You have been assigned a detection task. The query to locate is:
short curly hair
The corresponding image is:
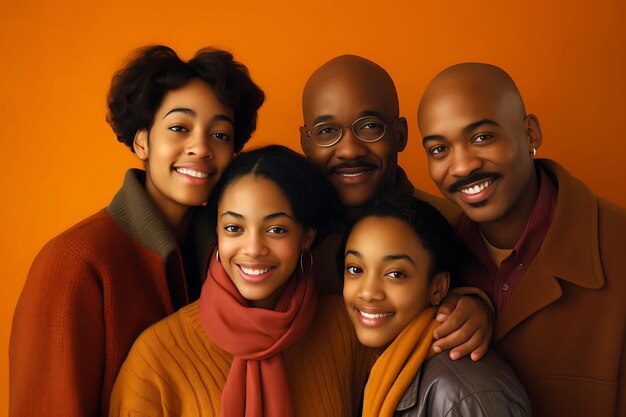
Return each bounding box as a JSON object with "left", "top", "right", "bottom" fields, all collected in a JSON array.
[
  {"left": 341, "top": 192, "right": 471, "bottom": 287},
  {"left": 106, "top": 45, "right": 265, "bottom": 153}
]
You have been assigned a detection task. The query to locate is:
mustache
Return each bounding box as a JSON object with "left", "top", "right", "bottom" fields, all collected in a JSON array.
[
  {"left": 448, "top": 172, "right": 501, "bottom": 193},
  {"left": 330, "top": 161, "right": 378, "bottom": 173}
]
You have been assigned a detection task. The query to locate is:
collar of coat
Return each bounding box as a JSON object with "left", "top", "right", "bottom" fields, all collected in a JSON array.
[{"left": 493, "top": 159, "right": 606, "bottom": 342}]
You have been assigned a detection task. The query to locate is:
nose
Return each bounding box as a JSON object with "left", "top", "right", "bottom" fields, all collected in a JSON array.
[
  {"left": 242, "top": 230, "right": 269, "bottom": 258},
  {"left": 449, "top": 147, "right": 482, "bottom": 178},
  {"left": 334, "top": 129, "right": 368, "bottom": 160},
  {"left": 186, "top": 130, "right": 214, "bottom": 159},
  {"left": 357, "top": 273, "right": 384, "bottom": 302}
]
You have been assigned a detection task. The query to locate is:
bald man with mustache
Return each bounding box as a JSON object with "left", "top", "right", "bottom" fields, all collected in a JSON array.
[
  {"left": 418, "top": 63, "right": 626, "bottom": 417},
  {"left": 300, "top": 55, "right": 495, "bottom": 362}
]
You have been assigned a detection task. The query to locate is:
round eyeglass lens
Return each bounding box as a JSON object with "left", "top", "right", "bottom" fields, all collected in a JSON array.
[{"left": 353, "top": 116, "right": 386, "bottom": 142}]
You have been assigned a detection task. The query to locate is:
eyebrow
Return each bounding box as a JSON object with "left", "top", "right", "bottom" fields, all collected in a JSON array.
[
  {"left": 345, "top": 250, "right": 415, "bottom": 265},
  {"left": 383, "top": 254, "right": 415, "bottom": 265},
  {"left": 311, "top": 110, "right": 387, "bottom": 126},
  {"left": 164, "top": 108, "right": 235, "bottom": 125},
  {"left": 220, "top": 211, "right": 295, "bottom": 222},
  {"left": 422, "top": 118, "right": 501, "bottom": 145}
]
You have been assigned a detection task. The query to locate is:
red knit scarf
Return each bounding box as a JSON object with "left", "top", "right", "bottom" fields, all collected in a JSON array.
[{"left": 198, "top": 250, "right": 317, "bottom": 417}]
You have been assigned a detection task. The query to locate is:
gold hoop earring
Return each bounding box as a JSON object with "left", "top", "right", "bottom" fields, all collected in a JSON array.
[
  {"left": 300, "top": 249, "right": 314, "bottom": 272},
  {"left": 530, "top": 147, "right": 537, "bottom": 158},
  {"left": 216, "top": 249, "right": 220, "bottom": 262}
]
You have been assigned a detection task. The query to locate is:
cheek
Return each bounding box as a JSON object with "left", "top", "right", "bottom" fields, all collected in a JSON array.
[
  {"left": 370, "top": 142, "right": 396, "bottom": 164},
  {"left": 342, "top": 279, "right": 358, "bottom": 304},
  {"left": 392, "top": 284, "right": 428, "bottom": 316},
  {"left": 274, "top": 240, "right": 302, "bottom": 268},
  {"left": 213, "top": 145, "right": 235, "bottom": 169},
  {"left": 216, "top": 235, "right": 239, "bottom": 265},
  {"left": 305, "top": 148, "right": 332, "bottom": 166},
  {"left": 427, "top": 160, "right": 447, "bottom": 186}
]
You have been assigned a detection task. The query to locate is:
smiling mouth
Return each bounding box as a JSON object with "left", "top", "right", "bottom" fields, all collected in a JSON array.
[
  {"left": 240, "top": 265, "right": 273, "bottom": 275},
  {"left": 175, "top": 167, "right": 210, "bottom": 178},
  {"left": 356, "top": 308, "right": 394, "bottom": 319},
  {"left": 458, "top": 179, "right": 494, "bottom": 195}
]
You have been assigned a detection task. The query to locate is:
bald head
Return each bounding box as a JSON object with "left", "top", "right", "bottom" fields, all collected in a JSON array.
[
  {"left": 419, "top": 63, "right": 526, "bottom": 124},
  {"left": 303, "top": 55, "right": 400, "bottom": 117},
  {"left": 300, "top": 55, "right": 408, "bottom": 211}
]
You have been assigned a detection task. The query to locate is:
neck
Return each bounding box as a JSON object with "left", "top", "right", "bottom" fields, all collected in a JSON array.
[
  {"left": 479, "top": 169, "right": 540, "bottom": 249},
  {"left": 145, "top": 179, "right": 192, "bottom": 242}
]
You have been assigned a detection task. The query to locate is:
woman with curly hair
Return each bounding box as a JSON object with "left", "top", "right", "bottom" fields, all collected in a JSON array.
[{"left": 10, "top": 45, "right": 264, "bottom": 417}]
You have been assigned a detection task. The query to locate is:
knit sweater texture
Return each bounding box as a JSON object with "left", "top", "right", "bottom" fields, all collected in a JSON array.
[
  {"left": 10, "top": 169, "right": 214, "bottom": 417},
  {"left": 109, "top": 295, "right": 372, "bottom": 417}
]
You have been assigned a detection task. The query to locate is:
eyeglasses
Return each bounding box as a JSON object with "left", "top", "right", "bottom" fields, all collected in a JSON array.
[{"left": 303, "top": 116, "right": 393, "bottom": 148}]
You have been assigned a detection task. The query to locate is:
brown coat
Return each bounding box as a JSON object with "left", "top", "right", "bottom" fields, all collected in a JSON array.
[{"left": 492, "top": 160, "right": 626, "bottom": 417}]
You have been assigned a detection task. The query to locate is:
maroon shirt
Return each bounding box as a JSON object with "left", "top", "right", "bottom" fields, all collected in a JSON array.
[{"left": 456, "top": 168, "right": 558, "bottom": 314}]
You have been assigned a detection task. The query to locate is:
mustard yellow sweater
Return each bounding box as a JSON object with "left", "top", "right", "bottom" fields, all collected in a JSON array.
[{"left": 109, "top": 295, "right": 371, "bottom": 417}]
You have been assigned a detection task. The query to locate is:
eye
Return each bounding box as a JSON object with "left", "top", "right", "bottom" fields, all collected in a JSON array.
[
  {"left": 473, "top": 134, "right": 493, "bottom": 143},
  {"left": 429, "top": 145, "right": 447, "bottom": 156},
  {"left": 267, "top": 226, "right": 286, "bottom": 234},
  {"left": 169, "top": 125, "right": 189, "bottom": 133},
  {"left": 385, "top": 271, "right": 406, "bottom": 279},
  {"left": 316, "top": 125, "right": 339, "bottom": 136},
  {"left": 211, "top": 132, "right": 231, "bottom": 141},
  {"left": 345, "top": 265, "right": 363, "bottom": 276},
  {"left": 361, "top": 121, "right": 384, "bottom": 130},
  {"left": 224, "top": 225, "right": 242, "bottom": 233}
]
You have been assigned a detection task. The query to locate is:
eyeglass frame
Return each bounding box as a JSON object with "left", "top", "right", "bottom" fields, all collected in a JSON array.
[{"left": 301, "top": 115, "right": 400, "bottom": 148}]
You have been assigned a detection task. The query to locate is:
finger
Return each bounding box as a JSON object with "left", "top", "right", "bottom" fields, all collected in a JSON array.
[
  {"left": 448, "top": 329, "right": 485, "bottom": 361},
  {"left": 436, "top": 294, "right": 460, "bottom": 319},
  {"left": 433, "top": 322, "right": 481, "bottom": 353},
  {"left": 433, "top": 308, "right": 467, "bottom": 340},
  {"left": 470, "top": 339, "right": 490, "bottom": 361}
]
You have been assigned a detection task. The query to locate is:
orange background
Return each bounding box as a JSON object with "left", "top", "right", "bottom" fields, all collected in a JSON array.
[{"left": 1, "top": 0, "right": 625, "bottom": 412}]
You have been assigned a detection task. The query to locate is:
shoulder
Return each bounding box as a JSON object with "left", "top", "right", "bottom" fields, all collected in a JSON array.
[
  {"left": 37, "top": 209, "right": 132, "bottom": 262},
  {"left": 413, "top": 351, "right": 531, "bottom": 416},
  {"left": 131, "top": 301, "right": 208, "bottom": 353}
]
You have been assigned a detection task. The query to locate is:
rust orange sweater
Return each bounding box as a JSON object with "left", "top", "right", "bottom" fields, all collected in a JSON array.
[
  {"left": 109, "top": 295, "right": 372, "bottom": 417},
  {"left": 10, "top": 169, "right": 214, "bottom": 417}
]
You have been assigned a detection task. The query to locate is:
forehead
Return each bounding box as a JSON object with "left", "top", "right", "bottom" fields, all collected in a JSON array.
[
  {"left": 347, "top": 216, "right": 427, "bottom": 258},
  {"left": 158, "top": 78, "right": 235, "bottom": 118},
  {"left": 419, "top": 84, "right": 521, "bottom": 135},
  {"left": 219, "top": 175, "right": 292, "bottom": 215},
  {"left": 303, "top": 73, "right": 396, "bottom": 125}
]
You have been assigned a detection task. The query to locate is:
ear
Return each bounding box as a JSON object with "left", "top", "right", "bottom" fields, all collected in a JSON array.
[
  {"left": 299, "top": 126, "right": 311, "bottom": 156},
  {"left": 302, "top": 227, "right": 316, "bottom": 250},
  {"left": 525, "top": 114, "right": 543, "bottom": 151},
  {"left": 395, "top": 117, "right": 408, "bottom": 152},
  {"left": 429, "top": 271, "right": 450, "bottom": 306},
  {"left": 133, "top": 129, "right": 150, "bottom": 161}
]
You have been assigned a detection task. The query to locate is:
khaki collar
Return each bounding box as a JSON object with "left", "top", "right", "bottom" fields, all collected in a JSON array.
[{"left": 105, "top": 169, "right": 214, "bottom": 262}]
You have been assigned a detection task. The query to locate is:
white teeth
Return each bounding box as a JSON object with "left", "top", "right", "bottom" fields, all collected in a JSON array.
[
  {"left": 240, "top": 266, "right": 272, "bottom": 275},
  {"left": 176, "top": 168, "right": 209, "bottom": 178},
  {"left": 358, "top": 310, "right": 394, "bottom": 319},
  {"left": 460, "top": 180, "right": 492, "bottom": 195},
  {"left": 338, "top": 172, "right": 366, "bottom": 177}
]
